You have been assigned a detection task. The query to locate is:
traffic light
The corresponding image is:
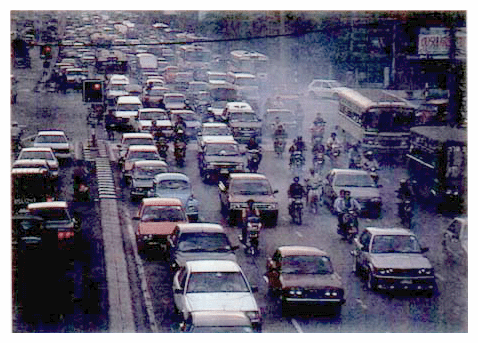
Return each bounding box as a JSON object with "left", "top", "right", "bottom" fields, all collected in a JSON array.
[
  {"left": 83, "top": 80, "right": 104, "bottom": 103},
  {"left": 40, "top": 44, "right": 52, "bottom": 59}
]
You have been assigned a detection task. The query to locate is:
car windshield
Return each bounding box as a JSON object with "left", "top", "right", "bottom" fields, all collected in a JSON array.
[
  {"left": 117, "top": 103, "right": 141, "bottom": 111},
  {"left": 175, "top": 112, "right": 196, "bottom": 121},
  {"left": 133, "top": 166, "right": 167, "bottom": 179},
  {"left": 127, "top": 151, "right": 159, "bottom": 161},
  {"left": 165, "top": 95, "right": 185, "bottom": 103},
  {"left": 147, "top": 88, "right": 167, "bottom": 96},
  {"left": 141, "top": 206, "right": 186, "bottom": 222},
  {"left": 124, "top": 138, "right": 154, "bottom": 146},
  {"left": 19, "top": 151, "right": 55, "bottom": 161},
  {"left": 371, "top": 235, "right": 422, "bottom": 254},
  {"left": 139, "top": 111, "right": 169, "bottom": 121},
  {"left": 334, "top": 173, "right": 376, "bottom": 187},
  {"left": 109, "top": 84, "right": 127, "bottom": 91},
  {"left": 202, "top": 127, "right": 231, "bottom": 136},
  {"left": 156, "top": 179, "right": 189, "bottom": 191},
  {"left": 229, "top": 112, "right": 258, "bottom": 122},
  {"left": 205, "top": 144, "right": 239, "bottom": 156},
  {"left": 35, "top": 135, "right": 67, "bottom": 144},
  {"left": 192, "top": 326, "right": 253, "bottom": 333},
  {"left": 282, "top": 255, "right": 334, "bottom": 275},
  {"left": 177, "top": 232, "right": 232, "bottom": 252},
  {"left": 30, "top": 208, "right": 70, "bottom": 221},
  {"left": 231, "top": 179, "right": 272, "bottom": 196},
  {"left": 186, "top": 271, "right": 249, "bottom": 293}
]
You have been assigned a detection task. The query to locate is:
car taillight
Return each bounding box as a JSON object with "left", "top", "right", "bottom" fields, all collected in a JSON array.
[{"left": 58, "top": 231, "right": 74, "bottom": 240}]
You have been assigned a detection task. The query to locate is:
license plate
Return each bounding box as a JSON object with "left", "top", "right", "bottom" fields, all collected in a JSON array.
[{"left": 401, "top": 280, "right": 413, "bottom": 285}]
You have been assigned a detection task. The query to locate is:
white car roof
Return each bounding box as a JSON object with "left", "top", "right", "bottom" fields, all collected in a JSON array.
[
  {"left": 186, "top": 260, "right": 242, "bottom": 273},
  {"left": 37, "top": 130, "right": 66, "bottom": 136}
]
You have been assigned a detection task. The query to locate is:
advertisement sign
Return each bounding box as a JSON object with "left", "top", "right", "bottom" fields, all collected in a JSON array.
[{"left": 418, "top": 27, "right": 466, "bottom": 59}]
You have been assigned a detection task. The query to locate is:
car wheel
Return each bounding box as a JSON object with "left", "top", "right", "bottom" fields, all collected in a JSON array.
[{"left": 366, "top": 269, "right": 377, "bottom": 291}]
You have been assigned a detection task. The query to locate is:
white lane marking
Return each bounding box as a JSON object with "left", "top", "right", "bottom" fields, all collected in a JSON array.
[
  {"left": 356, "top": 298, "right": 368, "bottom": 310},
  {"left": 296, "top": 231, "right": 303, "bottom": 237},
  {"left": 291, "top": 318, "right": 304, "bottom": 333},
  {"left": 435, "top": 273, "right": 446, "bottom": 282}
]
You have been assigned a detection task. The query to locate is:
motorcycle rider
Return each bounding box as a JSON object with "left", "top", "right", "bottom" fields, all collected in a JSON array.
[
  {"left": 241, "top": 199, "right": 261, "bottom": 244},
  {"left": 73, "top": 160, "right": 89, "bottom": 201},
  {"left": 362, "top": 150, "right": 379, "bottom": 171},
  {"left": 334, "top": 190, "right": 361, "bottom": 233},
  {"left": 295, "top": 136, "right": 306, "bottom": 153},
  {"left": 288, "top": 176, "right": 306, "bottom": 215},
  {"left": 348, "top": 143, "right": 362, "bottom": 169},
  {"left": 174, "top": 116, "right": 187, "bottom": 137},
  {"left": 246, "top": 136, "right": 262, "bottom": 166},
  {"left": 305, "top": 168, "right": 323, "bottom": 206},
  {"left": 326, "top": 132, "right": 341, "bottom": 154}
]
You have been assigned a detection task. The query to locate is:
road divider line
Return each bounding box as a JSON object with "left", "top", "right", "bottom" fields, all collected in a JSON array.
[
  {"left": 123, "top": 205, "right": 159, "bottom": 333},
  {"left": 291, "top": 318, "right": 304, "bottom": 333}
]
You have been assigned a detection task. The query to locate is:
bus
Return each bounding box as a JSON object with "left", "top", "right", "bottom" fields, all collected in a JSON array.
[
  {"left": 177, "top": 44, "right": 212, "bottom": 71},
  {"left": 228, "top": 50, "right": 269, "bottom": 82},
  {"left": 337, "top": 88, "right": 416, "bottom": 158},
  {"left": 96, "top": 49, "right": 128, "bottom": 74},
  {"left": 406, "top": 125, "right": 466, "bottom": 212}
]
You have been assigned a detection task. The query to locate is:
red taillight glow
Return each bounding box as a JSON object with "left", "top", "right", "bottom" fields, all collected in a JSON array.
[{"left": 58, "top": 231, "right": 74, "bottom": 240}]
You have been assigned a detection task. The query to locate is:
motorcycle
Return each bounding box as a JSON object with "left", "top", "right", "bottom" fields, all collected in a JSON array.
[
  {"left": 290, "top": 150, "right": 305, "bottom": 172},
  {"left": 398, "top": 199, "right": 413, "bottom": 229},
  {"left": 273, "top": 137, "right": 285, "bottom": 158},
  {"left": 157, "top": 138, "right": 169, "bottom": 160},
  {"left": 289, "top": 196, "right": 304, "bottom": 225},
  {"left": 337, "top": 209, "right": 358, "bottom": 243},
  {"left": 313, "top": 152, "right": 325, "bottom": 174},
  {"left": 307, "top": 185, "right": 322, "bottom": 214},
  {"left": 247, "top": 149, "right": 261, "bottom": 173},
  {"left": 174, "top": 141, "right": 186, "bottom": 167},
  {"left": 241, "top": 215, "right": 262, "bottom": 256},
  {"left": 310, "top": 123, "right": 325, "bottom": 147}
]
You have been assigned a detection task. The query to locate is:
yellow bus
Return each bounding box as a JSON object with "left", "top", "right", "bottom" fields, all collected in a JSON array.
[{"left": 337, "top": 88, "right": 416, "bottom": 157}]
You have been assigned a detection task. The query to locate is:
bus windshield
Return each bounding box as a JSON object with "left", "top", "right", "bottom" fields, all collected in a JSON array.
[{"left": 364, "top": 107, "right": 414, "bottom": 132}]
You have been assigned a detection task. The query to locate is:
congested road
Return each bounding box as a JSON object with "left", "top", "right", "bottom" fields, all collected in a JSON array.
[{"left": 11, "top": 11, "right": 467, "bottom": 333}]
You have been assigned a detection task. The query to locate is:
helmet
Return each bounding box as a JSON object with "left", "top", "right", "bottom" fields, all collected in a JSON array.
[
  {"left": 247, "top": 199, "right": 254, "bottom": 206},
  {"left": 400, "top": 179, "right": 407, "bottom": 185},
  {"left": 331, "top": 132, "right": 337, "bottom": 137},
  {"left": 366, "top": 150, "right": 373, "bottom": 156},
  {"left": 310, "top": 168, "right": 315, "bottom": 174},
  {"left": 293, "top": 176, "right": 299, "bottom": 183}
]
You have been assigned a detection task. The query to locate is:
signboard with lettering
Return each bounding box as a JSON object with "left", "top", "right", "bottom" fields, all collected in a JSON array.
[{"left": 418, "top": 27, "right": 466, "bottom": 59}]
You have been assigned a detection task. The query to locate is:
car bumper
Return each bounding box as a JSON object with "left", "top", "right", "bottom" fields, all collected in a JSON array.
[
  {"left": 374, "top": 275, "right": 436, "bottom": 291},
  {"left": 283, "top": 297, "right": 345, "bottom": 306},
  {"left": 130, "top": 187, "right": 150, "bottom": 198}
]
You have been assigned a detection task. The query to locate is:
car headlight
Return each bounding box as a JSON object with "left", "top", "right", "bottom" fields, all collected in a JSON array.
[
  {"left": 418, "top": 268, "right": 434, "bottom": 275},
  {"left": 378, "top": 268, "right": 394, "bottom": 275},
  {"left": 237, "top": 163, "right": 244, "bottom": 170},
  {"left": 230, "top": 203, "right": 243, "bottom": 210},
  {"left": 268, "top": 203, "right": 278, "bottom": 210},
  {"left": 245, "top": 311, "right": 261, "bottom": 322},
  {"left": 288, "top": 288, "right": 303, "bottom": 296}
]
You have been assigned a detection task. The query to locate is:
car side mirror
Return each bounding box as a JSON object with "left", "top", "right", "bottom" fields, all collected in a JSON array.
[
  {"left": 251, "top": 285, "right": 259, "bottom": 293},
  {"left": 377, "top": 184, "right": 383, "bottom": 188},
  {"left": 421, "top": 247, "right": 429, "bottom": 253},
  {"left": 133, "top": 216, "right": 140, "bottom": 220},
  {"left": 273, "top": 190, "right": 279, "bottom": 194},
  {"left": 174, "top": 288, "right": 183, "bottom": 294},
  {"left": 231, "top": 245, "right": 239, "bottom": 251}
]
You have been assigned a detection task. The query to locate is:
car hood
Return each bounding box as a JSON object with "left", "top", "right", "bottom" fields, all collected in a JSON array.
[
  {"left": 138, "top": 221, "right": 179, "bottom": 235},
  {"left": 132, "top": 178, "right": 154, "bottom": 188},
  {"left": 139, "top": 119, "right": 172, "bottom": 128},
  {"left": 115, "top": 110, "right": 138, "bottom": 119},
  {"left": 280, "top": 273, "right": 343, "bottom": 289},
  {"left": 204, "top": 155, "right": 243, "bottom": 164},
  {"left": 333, "top": 186, "right": 380, "bottom": 200},
  {"left": 174, "top": 250, "right": 237, "bottom": 267},
  {"left": 229, "top": 122, "right": 262, "bottom": 129},
  {"left": 230, "top": 194, "right": 276, "bottom": 204},
  {"left": 185, "top": 293, "right": 258, "bottom": 312},
  {"left": 370, "top": 253, "right": 432, "bottom": 269}
]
